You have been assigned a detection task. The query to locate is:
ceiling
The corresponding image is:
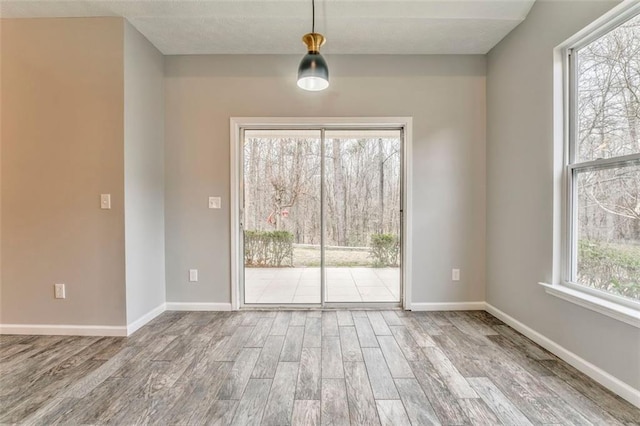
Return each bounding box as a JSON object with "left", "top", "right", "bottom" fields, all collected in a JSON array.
[{"left": 0, "top": 0, "right": 536, "bottom": 55}]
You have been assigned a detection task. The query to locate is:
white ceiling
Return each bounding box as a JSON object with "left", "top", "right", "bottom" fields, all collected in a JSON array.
[{"left": 0, "top": 0, "right": 536, "bottom": 55}]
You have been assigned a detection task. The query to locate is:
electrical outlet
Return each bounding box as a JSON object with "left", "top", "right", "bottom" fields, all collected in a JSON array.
[
  {"left": 189, "top": 269, "right": 198, "bottom": 282},
  {"left": 452, "top": 269, "right": 460, "bottom": 281},
  {"left": 54, "top": 283, "right": 66, "bottom": 299}
]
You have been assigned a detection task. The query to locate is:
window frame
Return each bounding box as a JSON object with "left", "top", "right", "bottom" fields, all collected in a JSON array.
[{"left": 562, "top": 7, "right": 640, "bottom": 311}]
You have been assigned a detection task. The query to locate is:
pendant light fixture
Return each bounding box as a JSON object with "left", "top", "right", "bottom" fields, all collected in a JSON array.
[{"left": 297, "top": 0, "right": 329, "bottom": 91}]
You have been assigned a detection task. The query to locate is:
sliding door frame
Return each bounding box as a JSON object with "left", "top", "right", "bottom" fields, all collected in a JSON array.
[{"left": 230, "top": 117, "right": 413, "bottom": 310}]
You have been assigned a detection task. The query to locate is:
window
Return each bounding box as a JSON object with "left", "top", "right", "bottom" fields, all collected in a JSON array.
[{"left": 566, "top": 11, "right": 640, "bottom": 304}]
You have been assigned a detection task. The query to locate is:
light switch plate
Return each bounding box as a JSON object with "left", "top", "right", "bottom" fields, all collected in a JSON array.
[
  {"left": 189, "top": 269, "right": 198, "bottom": 282},
  {"left": 100, "top": 194, "right": 111, "bottom": 209},
  {"left": 209, "top": 196, "right": 221, "bottom": 209}
]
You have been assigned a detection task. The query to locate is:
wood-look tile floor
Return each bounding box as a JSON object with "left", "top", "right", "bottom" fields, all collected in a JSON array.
[{"left": 1, "top": 310, "right": 638, "bottom": 425}]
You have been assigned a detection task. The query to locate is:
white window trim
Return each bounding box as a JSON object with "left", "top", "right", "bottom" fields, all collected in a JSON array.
[
  {"left": 539, "top": 283, "right": 640, "bottom": 328},
  {"left": 545, "top": 0, "right": 640, "bottom": 328}
]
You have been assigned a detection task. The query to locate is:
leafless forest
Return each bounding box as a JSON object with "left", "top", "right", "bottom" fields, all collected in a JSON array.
[
  {"left": 243, "top": 132, "right": 401, "bottom": 267},
  {"left": 575, "top": 13, "right": 639, "bottom": 299}
]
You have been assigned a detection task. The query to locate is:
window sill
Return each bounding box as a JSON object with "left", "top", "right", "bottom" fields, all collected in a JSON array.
[{"left": 539, "top": 282, "right": 640, "bottom": 328}]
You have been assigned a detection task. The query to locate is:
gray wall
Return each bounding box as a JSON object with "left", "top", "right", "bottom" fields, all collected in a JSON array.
[
  {"left": 1, "top": 18, "right": 127, "bottom": 326},
  {"left": 164, "top": 55, "right": 487, "bottom": 305},
  {"left": 0, "top": 21, "right": 4, "bottom": 312},
  {"left": 124, "top": 22, "right": 166, "bottom": 324},
  {"left": 486, "top": 0, "right": 640, "bottom": 389}
]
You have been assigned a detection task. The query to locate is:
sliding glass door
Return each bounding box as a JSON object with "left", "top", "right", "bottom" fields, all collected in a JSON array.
[
  {"left": 242, "top": 130, "right": 322, "bottom": 304},
  {"left": 241, "top": 128, "right": 402, "bottom": 306},
  {"left": 324, "top": 130, "right": 402, "bottom": 302}
]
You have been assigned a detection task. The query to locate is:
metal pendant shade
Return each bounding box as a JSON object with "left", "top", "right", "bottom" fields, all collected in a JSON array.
[
  {"left": 297, "top": 53, "right": 329, "bottom": 91},
  {"left": 297, "top": 0, "right": 329, "bottom": 91}
]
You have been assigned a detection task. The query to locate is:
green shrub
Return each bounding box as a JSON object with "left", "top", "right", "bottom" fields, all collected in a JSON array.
[
  {"left": 244, "top": 230, "right": 268, "bottom": 266},
  {"left": 578, "top": 239, "right": 640, "bottom": 300},
  {"left": 369, "top": 233, "right": 400, "bottom": 267},
  {"left": 269, "top": 231, "right": 295, "bottom": 267},
  {"left": 244, "top": 230, "right": 293, "bottom": 267}
]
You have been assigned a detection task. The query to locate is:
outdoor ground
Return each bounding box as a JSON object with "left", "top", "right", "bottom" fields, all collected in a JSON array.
[
  {"left": 292, "top": 246, "right": 375, "bottom": 267},
  {"left": 244, "top": 267, "right": 400, "bottom": 304}
]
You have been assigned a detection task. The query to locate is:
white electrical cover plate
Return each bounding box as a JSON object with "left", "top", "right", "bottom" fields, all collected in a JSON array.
[
  {"left": 54, "top": 283, "right": 66, "bottom": 299},
  {"left": 100, "top": 194, "right": 111, "bottom": 209},
  {"left": 209, "top": 196, "right": 221, "bottom": 209}
]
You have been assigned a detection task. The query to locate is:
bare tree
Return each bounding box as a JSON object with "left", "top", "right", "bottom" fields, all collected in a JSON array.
[
  {"left": 574, "top": 13, "right": 639, "bottom": 299},
  {"left": 244, "top": 135, "right": 401, "bottom": 248}
]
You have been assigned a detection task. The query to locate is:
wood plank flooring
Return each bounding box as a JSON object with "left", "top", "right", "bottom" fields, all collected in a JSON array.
[{"left": 1, "top": 310, "right": 638, "bottom": 425}]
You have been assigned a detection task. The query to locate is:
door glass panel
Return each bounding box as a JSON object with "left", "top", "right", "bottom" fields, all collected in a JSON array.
[
  {"left": 243, "top": 130, "right": 322, "bottom": 304},
  {"left": 324, "top": 130, "right": 402, "bottom": 302}
]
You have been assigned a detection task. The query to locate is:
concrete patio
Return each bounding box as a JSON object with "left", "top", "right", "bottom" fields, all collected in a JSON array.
[{"left": 244, "top": 267, "right": 400, "bottom": 304}]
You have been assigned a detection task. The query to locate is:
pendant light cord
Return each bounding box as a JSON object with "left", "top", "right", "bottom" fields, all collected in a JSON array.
[{"left": 312, "top": 0, "right": 315, "bottom": 33}]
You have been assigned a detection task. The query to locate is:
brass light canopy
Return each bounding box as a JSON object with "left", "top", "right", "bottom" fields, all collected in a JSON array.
[
  {"left": 302, "top": 32, "right": 325, "bottom": 53},
  {"left": 297, "top": 0, "right": 329, "bottom": 91}
]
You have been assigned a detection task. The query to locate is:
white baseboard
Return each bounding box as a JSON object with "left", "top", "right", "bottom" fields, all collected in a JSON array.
[
  {"left": 126, "top": 303, "right": 166, "bottom": 336},
  {"left": 411, "top": 302, "right": 486, "bottom": 311},
  {"left": 166, "top": 302, "right": 232, "bottom": 311},
  {"left": 0, "top": 324, "right": 127, "bottom": 337},
  {"left": 485, "top": 303, "right": 640, "bottom": 409}
]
